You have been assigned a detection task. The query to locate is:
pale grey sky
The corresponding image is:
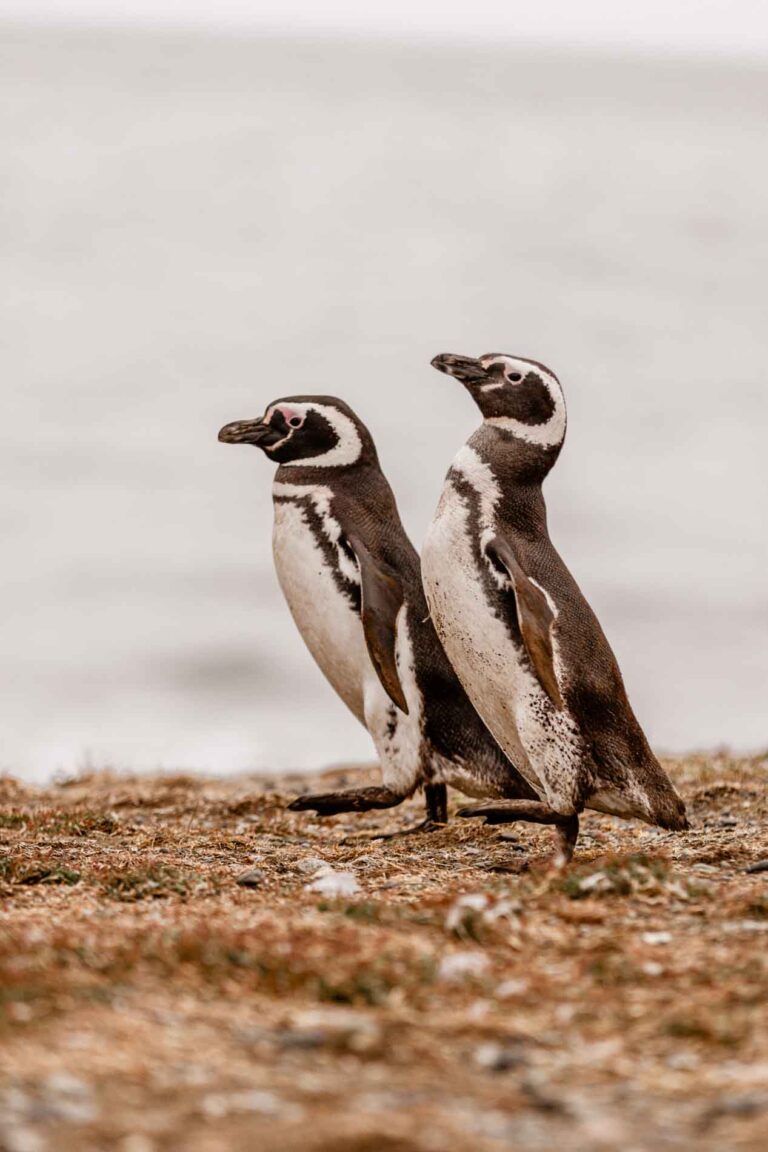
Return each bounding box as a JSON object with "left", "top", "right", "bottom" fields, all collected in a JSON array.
[{"left": 2, "top": 0, "right": 768, "bottom": 56}]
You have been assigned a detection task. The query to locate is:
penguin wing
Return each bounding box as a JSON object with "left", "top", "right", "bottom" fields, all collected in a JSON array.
[
  {"left": 347, "top": 533, "right": 409, "bottom": 715},
  {"left": 484, "top": 535, "right": 565, "bottom": 710}
]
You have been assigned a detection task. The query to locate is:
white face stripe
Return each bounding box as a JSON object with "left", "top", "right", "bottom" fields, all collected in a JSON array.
[
  {"left": 268, "top": 402, "right": 363, "bottom": 468},
  {"left": 480, "top": 356, "right": 567, "bottom": 449}
]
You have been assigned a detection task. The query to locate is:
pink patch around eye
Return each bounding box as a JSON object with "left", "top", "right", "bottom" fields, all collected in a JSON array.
[{"left": 276, "top": 405, "right": 302, "bottom": 426}]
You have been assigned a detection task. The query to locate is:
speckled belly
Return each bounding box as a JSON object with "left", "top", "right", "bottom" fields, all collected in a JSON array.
[{"left": 422, "top": 486, "right": 583, "bottom": 811}]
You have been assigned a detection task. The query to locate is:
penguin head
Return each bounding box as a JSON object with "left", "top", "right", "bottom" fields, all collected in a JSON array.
[
  {"left": 218, "top": 395, "right": 376, "bottom": 469},
  {"left": 431, "top": 352, "right": 567, "bottom": 452}
]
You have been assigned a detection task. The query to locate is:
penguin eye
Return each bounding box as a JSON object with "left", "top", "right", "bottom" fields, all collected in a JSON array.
[
  {"left": 506, "top": 372, "right": 522, "bottom": 383},
  {"left": 288, "top": 416, "right": 303, "bottom": 428}
]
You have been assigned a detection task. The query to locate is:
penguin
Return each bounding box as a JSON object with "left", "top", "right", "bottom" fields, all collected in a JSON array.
[
  {"left": 422, "top": 353, "right": 688, "bottom": 864},
  {"left": 218, "top": 394, "right": 536, "bottom": 830}
]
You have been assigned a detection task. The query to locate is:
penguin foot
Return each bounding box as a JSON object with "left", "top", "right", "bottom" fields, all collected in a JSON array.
[
  {"left": 424, "top": 782, "right": 448, "bottom": 825},
  {"left": 551, "top": 814, "right": 579, "bottom": 868},
  {"left": 458, "top": 801, "right": 579, "bottom": 867},
  {"left": 288, "top": 786, "right": 405, "bottom": 816},
  {"left": 457, "top": 799, "right": 565, "bottom": 826},
  {"left": 366, "top": 782, "right": 449, "bottom": 838}
]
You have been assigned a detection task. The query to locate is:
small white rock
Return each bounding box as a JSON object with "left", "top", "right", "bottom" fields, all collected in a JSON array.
[
  {"left": 667, "top": 1051, "right": 701, "bottom": 1071},
  {"left": 642, "top": 931, "right": 672, "bottom": 946},
  {"left": 2, "top": 1129, "right": 46, "bottom": 1152},
  {"left": 445, "top": 893, "right": 488, "bottom": 932},
  {"left": 496, "top": 978, "right": 528, "bottom": 999},
  {"left": 577, "top": 871, "right": 610, "bottom": 893},
  {"left": 305, "top": 869, "right": 359, "bottom": 897},
  {"left": 44, "top": 1072, "right": 90, "bottom": 1097},
  {"left": 202, "top": 1090, "right": 300, "bottom": 1119},
  {"left": 295, "top": 857, "right": 328, "bottom": 875},
  {"left": 289, "top": 1008, "right": 382, "bottom": 1053},
  {"left": 463, "top": 999, "right": 489, "bottom": 1022},
  {"left": 437, "top": 951, "right": 490, "bottom": 982}
]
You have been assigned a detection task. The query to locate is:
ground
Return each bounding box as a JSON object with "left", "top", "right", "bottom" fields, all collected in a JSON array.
[{"left": 1, "top": 755, "right": 767, "bottom": 1152}]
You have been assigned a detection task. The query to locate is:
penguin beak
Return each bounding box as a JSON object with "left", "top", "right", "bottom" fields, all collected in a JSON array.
[
  {"left": 430, "top": 353, "right": 488, "bottom": 385},
  {"left": 218, "top": 419, "right": 283, "bottom": 448}
]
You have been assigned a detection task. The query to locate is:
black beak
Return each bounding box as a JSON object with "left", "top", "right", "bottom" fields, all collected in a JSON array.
[
  {"left": 430, "top": 353, "right": 488, "bottom": 384},
  {"left": 218, "top": 419, "right": 282, "bottom": 447}
]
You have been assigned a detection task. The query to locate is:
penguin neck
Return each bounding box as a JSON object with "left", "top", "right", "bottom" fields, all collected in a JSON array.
[
  {"left": 471, "top": 423, "right": 560, "bottom": 486},
  {"left": 273, "top": 458, "right": 401, "bottom": 524},
  {"left": 274, "top": 458, "right": 374, "bottom": 489},
  {"left": 273, "top": 459, "right": 420, "bottom": 576},
  {"left": 463, "top": 425, "right": 554, "bottom": 537}
]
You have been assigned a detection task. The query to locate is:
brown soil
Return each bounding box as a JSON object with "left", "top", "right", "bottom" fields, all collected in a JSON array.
[{"left": 1, "top": 754, "right": 767, "bottom": 1151}]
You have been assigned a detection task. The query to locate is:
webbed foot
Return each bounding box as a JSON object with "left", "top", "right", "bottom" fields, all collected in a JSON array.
[
  {"left": 458, "top": 800, "right": 579, "bottom": 866},
  {"left": 288, "top": 786, "right": 405, "bottom": 816}
]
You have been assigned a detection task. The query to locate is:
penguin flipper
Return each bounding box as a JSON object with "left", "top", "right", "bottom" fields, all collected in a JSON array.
[
  {"left": 347, "top": 534, "right": 409, "bottom": 714},
  {"left": 485, "top": 535, "right": 564, "bottom": 710}
]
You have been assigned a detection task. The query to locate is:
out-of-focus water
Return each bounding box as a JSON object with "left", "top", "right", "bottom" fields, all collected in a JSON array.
[{"left": 1, "top": 26, "right": 766, "bottom": 781}]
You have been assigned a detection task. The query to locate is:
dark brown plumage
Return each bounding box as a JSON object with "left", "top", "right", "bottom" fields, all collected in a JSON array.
[
  {"left": 219, "top": 394, "right": 536, "bottom": 830},
  {"left": 423, "top": 354, "right": 688, "bottom": 863}
]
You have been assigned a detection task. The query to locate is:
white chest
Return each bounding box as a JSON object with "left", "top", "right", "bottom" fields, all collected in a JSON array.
[
  {"left": 423, "top": 474, "right": 583, "bottom": 809},
  {"left": 272, "top": 491, "right": 369, "bottom": 724},
  {"left": 271, "top": 484, "right": 427, "bottom": 793}
]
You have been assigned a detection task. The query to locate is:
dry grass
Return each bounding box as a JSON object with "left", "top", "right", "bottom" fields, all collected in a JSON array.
[{"left": 0, "top": 754, "right": 767, "bottom": 1151}]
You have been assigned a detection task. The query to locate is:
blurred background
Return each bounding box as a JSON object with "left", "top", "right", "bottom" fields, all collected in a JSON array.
[{"left": 1, "top": 2, "right": 766, "bottom": 782}]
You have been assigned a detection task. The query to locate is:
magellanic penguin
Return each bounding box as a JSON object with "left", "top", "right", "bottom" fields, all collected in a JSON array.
[
  {"left": 422, "top": 353, "right": 688, "bottom": 864},
  {"left": 218, "top": 395, "right": 536, "bottom": 829}
]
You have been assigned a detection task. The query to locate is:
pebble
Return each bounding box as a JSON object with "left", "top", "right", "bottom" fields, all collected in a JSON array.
[
  {"left": 667, "top": 1051, "right": 700, "bottom": 1070},
  {"left": 39, "top": 1072, "right": 97, "bottom": 1124},
  {"left": 437, "top": 951, "right": 490, "bottom": 982},
  {"left": 445, "top": 893, "right": 521, "bottom": 937},
  {"left": 496, "top": 978, "right": 528, "bottom": 999},
  {"left": 445, "top": 893, "right": 488, "bottom": 933},
  {"left": 746, "top": 859, "right": 768, "bottom": 874},
  {"left": 641, "top": 931, "right": 672, "bottom": 946},
  {"left": 44, "top": 1072, "right": 87, "bottom": 1097},
  {"left": 286, "top": 1008, "right": 383, "bottom": 1054},
  {"left": 201, "top": 1090, "right": 302, "bottom": 1120},
  {"left": 7, "top": 1004, "right": 33, "bottom": 1023},
  {"left": 295, "top": 857, "right": 328, "bottom": 875},
  {"left": 1, "top": 1129, "right": 46, "bottom": 1152},
  {"left": 474, "top": 1042, "right": 526, "bottom": 1071},
  {"left": 706, "top": 1092, "right": 768, "bottom": 1118},
  {"left": 235, "top": 869, "right": 266, "bottom": 889},
  {"left": 576, "top": 871, "right": 611, "bottom": 894},
  {"left": 305, "top": 869, "right": 359, "bottom": 897}
]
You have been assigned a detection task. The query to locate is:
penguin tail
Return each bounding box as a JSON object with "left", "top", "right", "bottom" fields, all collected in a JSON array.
[
  {"left": 592, "top": 738, "right": 689, "bottom": 833},
  {"left": 634, "top": 755, "right": 689, "bottom": 832},
  {"left": 653, "top": 795, "right": 690, "bottom": 832}
]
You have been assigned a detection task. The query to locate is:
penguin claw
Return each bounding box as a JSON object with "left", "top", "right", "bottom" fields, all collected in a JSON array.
[
  {"left": 456, "top": 803, "right": 542, "bottom": 827},
  {"left": 457, "top": 805, "right": 492, "bottom": 821},
  {"left": 287, "top": 794, "right": 337, "bottom": 815}
]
